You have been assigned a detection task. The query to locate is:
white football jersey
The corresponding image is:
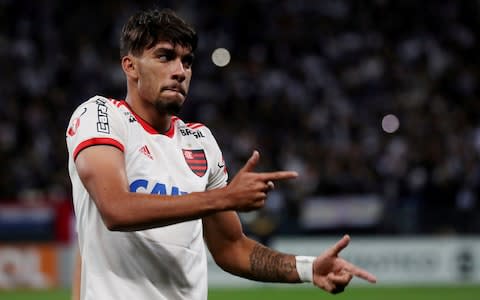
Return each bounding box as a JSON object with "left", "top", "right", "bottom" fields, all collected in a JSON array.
[{"left": 66, "top": 96, "right": 228, "bottom": 300}]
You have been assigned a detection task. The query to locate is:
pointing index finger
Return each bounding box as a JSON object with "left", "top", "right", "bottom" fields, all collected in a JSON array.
[
  {"left": 257, "top": 171, "right": 298, "bottom": 181},
  {"left": 343, "top": 263, "right": 377, "bottom": 283}
]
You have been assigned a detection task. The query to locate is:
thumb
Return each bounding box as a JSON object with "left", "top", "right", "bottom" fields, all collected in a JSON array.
[
  {"left": 328, "top": 234, "right": 351, "bottom": 256},
  {"left": 241, "top": 150, "right": 260, "bottom": 173}
]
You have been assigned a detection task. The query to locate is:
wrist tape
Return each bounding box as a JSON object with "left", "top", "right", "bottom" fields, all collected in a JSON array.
[{"left": 295, "top": 256, "right": 315, "bottom": 282}]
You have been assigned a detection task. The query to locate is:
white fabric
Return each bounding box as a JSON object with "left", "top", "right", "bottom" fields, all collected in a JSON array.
[
  {"left": 295, "top": 256, "right": 316, "bottom": 282},
  {"left": 66, "top": 96, "right": 228, "bottom": 300}
]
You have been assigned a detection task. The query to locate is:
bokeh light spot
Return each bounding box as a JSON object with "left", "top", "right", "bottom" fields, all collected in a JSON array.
[
  {"left": 211, "top": 48, "right": 231, "bottom": 67},
  {"left": 382, "top": 114, "right": 400, "bottom": 133}
]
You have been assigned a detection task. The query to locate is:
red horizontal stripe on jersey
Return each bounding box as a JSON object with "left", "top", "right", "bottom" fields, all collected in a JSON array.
[
  {"left": 189, "top": 163, "right": 207, "bottom": 168},
  {"left": 188, "top": 164, "right": 207, "bottom": 168},
  {"left": 187, "top": 123, "right": 204, "bottom": 129},
  {"left": 73, "top": 137, "right": 124, "bottom": 160},
  {"left": 187, "top": 159, "right": 207, "bottom": 164}
]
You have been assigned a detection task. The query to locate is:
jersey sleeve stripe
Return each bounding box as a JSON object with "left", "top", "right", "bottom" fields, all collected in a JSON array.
[
  {"left": 73, "top": 137, "right": 125, "bottom": 160},
  {"left": 187, "top": 123, "right": 204, "bottom": 129}
]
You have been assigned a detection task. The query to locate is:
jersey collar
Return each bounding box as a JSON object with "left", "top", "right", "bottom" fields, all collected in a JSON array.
[{"left": 121, "top": 100, "right": 177, "bottom": 138}]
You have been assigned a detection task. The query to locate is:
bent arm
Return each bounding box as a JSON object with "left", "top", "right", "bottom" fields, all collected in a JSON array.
[
  {"left": 76, "top": 147, "right": 297, "bottom": 231},
  {"left": 203, "top": 211, "right": 302, "bottom": 283},
  {"left": 75, "top": 145, "right": 228, "bottom": 231},
  {"left": 203, "top": 212, "right": 377, "bottom": 293}
]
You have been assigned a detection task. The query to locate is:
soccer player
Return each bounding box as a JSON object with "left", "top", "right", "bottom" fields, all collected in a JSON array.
[{"left": 66, "top": 8, "right": 376, "bottom": 300}]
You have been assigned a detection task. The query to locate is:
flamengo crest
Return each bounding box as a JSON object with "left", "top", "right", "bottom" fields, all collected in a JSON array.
[{"left": 182, "top": 149, "right": 207, "bottom": 177}]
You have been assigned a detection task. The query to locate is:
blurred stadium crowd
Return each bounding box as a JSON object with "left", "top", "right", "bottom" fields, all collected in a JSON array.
[{"left": 1, "top": 0, "right": 479, "bottom": 238}]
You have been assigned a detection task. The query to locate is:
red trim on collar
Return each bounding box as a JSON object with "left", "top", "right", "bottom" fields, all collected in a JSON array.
[{"left": 117, "top": 100, "right": 177, "bottom": 138}]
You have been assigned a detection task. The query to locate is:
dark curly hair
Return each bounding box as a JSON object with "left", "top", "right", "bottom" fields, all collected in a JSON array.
[{"left": 120, "top": 8, "right": 198, "bottom": 57}]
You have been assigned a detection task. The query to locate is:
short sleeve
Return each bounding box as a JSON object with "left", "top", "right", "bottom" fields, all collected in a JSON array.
[
  {"left": 66, "top": 96, "right": 127, "bottom": 161},
  {"left": 202, "top": 127, "right": 229, "bottom": 191}
]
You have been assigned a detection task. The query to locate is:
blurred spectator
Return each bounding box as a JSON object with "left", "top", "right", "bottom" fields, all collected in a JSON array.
[{"left": 1, "top": 0, "right": 479, "bottom": 237}]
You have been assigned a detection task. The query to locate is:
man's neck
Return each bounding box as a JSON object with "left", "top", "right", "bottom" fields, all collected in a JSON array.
[{"left": 125, "top": 96, "right": 172, "bottom": 134}]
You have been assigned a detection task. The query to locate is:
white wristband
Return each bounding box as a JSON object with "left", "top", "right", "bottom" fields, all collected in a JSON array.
[{"left": 295, "top": 256, "right": 315, "bottom": 282}]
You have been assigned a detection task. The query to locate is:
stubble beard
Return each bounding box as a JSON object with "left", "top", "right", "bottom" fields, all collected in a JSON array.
[{"left": 154, "top": 98, "right": 183, "bottom": 116}]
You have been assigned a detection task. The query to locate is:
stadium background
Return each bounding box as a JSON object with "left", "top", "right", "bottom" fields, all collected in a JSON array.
[{"left": 1, "top": 0, "right": 480, "bottom": 299}]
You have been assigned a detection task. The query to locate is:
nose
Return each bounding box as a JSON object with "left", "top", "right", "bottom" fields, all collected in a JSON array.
[{"left": 172, "top": 58, "right": 186, "bottom": 82}]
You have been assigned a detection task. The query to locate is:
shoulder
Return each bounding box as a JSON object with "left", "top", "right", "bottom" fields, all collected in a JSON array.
[
  {"left": 69, "top": 96, "right": 126, "bottom": 119},
  {"left": 66, "top": 96, "right": 128, "bottom": 135},
  {"left": 72, "top": 95, "right": 123, "bottom": 109},
  {"left": 175, "top": 118, "right": 215, "bottom": 140},
  {"left": 75, "top": 95, "right": 122, "bottom": 110},
  {"left": 175, "top": 119, "right": 224, "bottom": 155}
]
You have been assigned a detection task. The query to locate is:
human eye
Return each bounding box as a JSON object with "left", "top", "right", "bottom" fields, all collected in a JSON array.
[
  {"left": 157, "top": 52, "right": 173, "bottom": 62},
  {"left": 182, "top": 54, "right": 194, "bottom": 68},
  {"left": 154, "top": 48, "right": 175, "bottom": 62}
]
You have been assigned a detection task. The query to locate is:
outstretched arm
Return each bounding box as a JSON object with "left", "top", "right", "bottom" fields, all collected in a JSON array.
[
  {"left": 203, "top": 211, "right": 301, "bottom": 282},
  {"left": 204, "top": 212, "right": 376, "bottom": 294}
]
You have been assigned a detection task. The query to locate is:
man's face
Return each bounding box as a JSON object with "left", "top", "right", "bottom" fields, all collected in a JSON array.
[{"left": 134, "top": 41, "right": 194, "bottom": 115}]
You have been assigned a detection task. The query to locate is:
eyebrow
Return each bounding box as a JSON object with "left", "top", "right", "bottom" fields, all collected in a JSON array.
[
  {"left": 152, "top": 47, "right": 175, "bottom": 56},
  {"left": 152, "top": 47, "right": 194, "bottom": 60}
]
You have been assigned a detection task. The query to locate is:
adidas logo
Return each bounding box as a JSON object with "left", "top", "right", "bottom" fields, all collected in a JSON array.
[{"left": 139, "top": 145, "right": 153, "bottom": 160}]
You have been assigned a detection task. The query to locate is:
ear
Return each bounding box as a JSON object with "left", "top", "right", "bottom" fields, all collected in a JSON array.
[{"left": 121, "top": 55, "right": 138, "bottom": 80}]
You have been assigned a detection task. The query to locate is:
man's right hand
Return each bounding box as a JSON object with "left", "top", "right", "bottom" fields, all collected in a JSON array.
[{"left": 222, "top": 150, "right": 298, "bottom": 211}]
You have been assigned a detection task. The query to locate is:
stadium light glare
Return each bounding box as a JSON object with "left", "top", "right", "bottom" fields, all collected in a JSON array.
[
  {"left": 382, "top": 114, "right": 400, "bottom": 133},
  {"left": 211, "top": 48, "right": 231, "bottom": 67}
]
